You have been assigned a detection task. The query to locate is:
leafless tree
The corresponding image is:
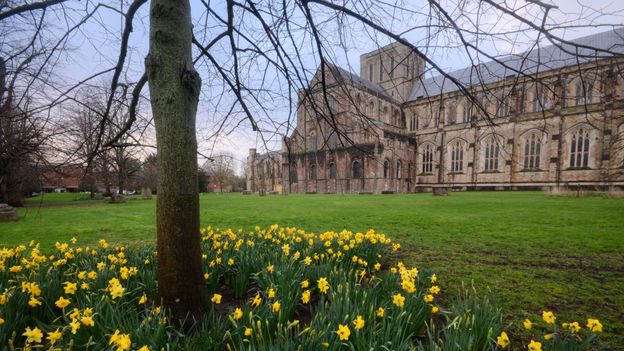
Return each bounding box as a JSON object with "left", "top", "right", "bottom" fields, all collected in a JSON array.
[
  {"left": 203, "top": 153, "right": 237, "bottom": 193},
  {"left": 0, "top": 58, "right": 56, "bottom": 205},
  {"left": 62, "top": 84, "right": 147, "bottom": 196},
  {"left": 2, "top": 0, "right": 622, "bottom": 320},
  {"left": 136, "top": 152, "right": 157, "bottom": 192}
]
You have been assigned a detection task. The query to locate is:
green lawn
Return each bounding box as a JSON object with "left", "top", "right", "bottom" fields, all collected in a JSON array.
[{"left": 2, "top": 191, "right": 623, "bottom": 347}]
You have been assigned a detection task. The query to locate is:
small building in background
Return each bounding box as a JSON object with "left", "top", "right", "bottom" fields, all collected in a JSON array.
[{"left": 41, "top": 165, "right": 83, "bottom": 193}]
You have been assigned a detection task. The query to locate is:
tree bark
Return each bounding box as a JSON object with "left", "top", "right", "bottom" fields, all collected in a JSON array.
[{"left": 146, "top": 0, "right": 208, "bottom": 320}]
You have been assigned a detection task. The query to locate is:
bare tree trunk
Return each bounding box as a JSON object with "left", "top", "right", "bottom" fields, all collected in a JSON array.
[
  {"left": 4, "top": 171, "right": 24, "bottom": 207},
  {"left": 146, "top": 0, "right": 208, "bottom": 321}
]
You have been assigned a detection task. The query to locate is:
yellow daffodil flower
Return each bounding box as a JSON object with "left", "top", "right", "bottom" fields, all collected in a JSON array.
[
  {"left": 393, "top": 293, "right": 405, "bottom": 308},
  {"left": 353, "top": 315, "right": 365, "bottom": 329},
  {"left": 542, "top": 311, "right": 556, "bottom": 324},
  {"left": 496, "top": 331, "right": 509, "bottom": 349},
  {"left": 336, "top": 324, "right": 351, "bottom": 341},
  {"left": 55, "top": 296, "right": 71, "bottom": 309},
  {"left": 211, "top": 293, "right": 222, "bottom": 304}
]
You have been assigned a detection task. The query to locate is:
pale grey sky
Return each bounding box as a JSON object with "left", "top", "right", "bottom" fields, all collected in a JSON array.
[{"left": 11, "top": 0, "right": 623, "bottom": 174}]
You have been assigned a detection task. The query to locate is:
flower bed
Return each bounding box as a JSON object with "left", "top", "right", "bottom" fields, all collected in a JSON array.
[{"left": 0, "top": 225, "right": 604, "bottom": 350}]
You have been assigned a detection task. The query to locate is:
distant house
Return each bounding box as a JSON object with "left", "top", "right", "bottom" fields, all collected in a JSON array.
[{"left": 41, "top": 165, "right": 84, "bottom": 192}]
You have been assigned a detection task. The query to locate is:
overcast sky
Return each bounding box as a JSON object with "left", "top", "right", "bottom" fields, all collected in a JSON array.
[{"left": 27, "top": 0, "right": 624, "bottom": 174}]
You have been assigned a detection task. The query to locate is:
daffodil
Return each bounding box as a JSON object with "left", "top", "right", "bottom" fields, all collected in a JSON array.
[
  {"left": 28, "top": 296, "right": 42, "bottom": 307},
  {"left": 542, "top": 311, "right": 556, "bottom": 324},
  {"left": 272, "top": 300, "right": 281, "bottom": 313},
  {"left": 232, "top": 308, "right": 243, "bottom": 320},
  {"left": 528, "top": 340, "right": 542, "bottom": 351},
  {"left": 70, "top": 319, "right": 81, "bottom": 334},
  {"left": 55, "top": 296, "right": 71, "bottom": 308},
  {"left": 251, "top": 293, "right": 262, "bottom": 307},
  {"left": 301, "top": 290, "right": 311, "bottom": 304},
  {"left": 317, "top": 277, "right": 329, "bottom": 294},
  {"left": 587, "top": 318, "right": 603, "bottom": 333},
  {"left": 81, "top": 315, "right": 95, "bottom": 327},
  {"left": 109, "top": 330, "right": 131, "bottom": 350},
  {"left": 110, "top": 284, "right": 125, "bottom": 299},
  {"left": 353, "top": 315, "right": 365, "bottom": 329},
  {"left": 428, "top": 285, "right": 440, "bottom": 294},
  {"left": 211, "top": 293, "right": 222, "bottom": 304},
  {"left": 63, "top": 282, "right": 77, "bottom": 295},
  {"left": 46, "top": 329, "right": 62, "bottom": 345},
  {"left": 116, "top": 334, "right": 132, "bottom": 350},
  {"left": 376, "top": 307, "right": 385, "bottom": 317},
  {"left": 392, "top": 293, "right": 405, "bottom": 308},
  {"left": 244, "top": 328, "right": 252, "bottom": 336},
  {"left": 563, "top": 321, "right": 581, "bottom": 333},
  {"left": 523, "top": 319, "right": 533, "bottom": 330},
  {"left": 336, "top": 324, "right": 351, "bottom": 341},
  {"left": 496, "top": 331, "right": 509, "bottom": 349},
  {"left": 23, "top": 326, "right": 43, "bottom": 343},
  {"left": 401, "top": 279, "right": 416, "bottom": 293}
]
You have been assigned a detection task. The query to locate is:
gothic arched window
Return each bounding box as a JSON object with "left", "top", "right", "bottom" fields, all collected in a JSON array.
[
  {"left": 422, "top": 145, "right": 433, "bottom": 173},
  {"left": 532, "top": 87, "right": 550, "bottom": 112},
  {"left": 570, "top": 128, "right": 590, "bottom": 168},
  {"left": 290, "top": 162, "right": 298, "bottom": 183},
  {"left": 447, "top": 103, "right": 457, "bottom": 125},
  {"left": 462, "top": 102, "right": 471, "bottom": 123},
  {"left": 484, "top": 137, "right": 500, "bottom": 171},
  {"left": 576, "top": 80, "right": 595, "bottom": 105},
  {"left": 409, "top": 114, "right": 419, "bottom": 131},
  {"left": 328, "top": 162, "right": 337, "bottom": 179},
  {"left": 496, "top": 92, "right": 510, "bottom": 117},
  {"left": 383, "top": 160, "right": 390, "bottom": 178},
  {"left": 396, "top": 160, "right": 402, "bottom": 179},
  {"left": 450, "top": 142, "right": 464, "bottom": 172},
  {"left": 352, "top": 160, "right": 363, "bottom": 178},
  {"left": 309, "top": 164, "right": 317, "bottom": 180},
  {"left": 307, "top": 131, "right": 317, "bottom": 151},
  {"left": 523, "top": 133, "right": 541, "bottom": 170}
]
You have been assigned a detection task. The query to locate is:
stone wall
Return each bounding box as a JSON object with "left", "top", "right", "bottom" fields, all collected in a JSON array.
[{"left": 245, "top": 34, "right": 624, "bottom": 194}]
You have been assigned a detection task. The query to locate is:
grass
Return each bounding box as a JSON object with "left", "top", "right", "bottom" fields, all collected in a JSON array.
[{"left": 2, "top": 191, "right": 623, "bottom": 347}]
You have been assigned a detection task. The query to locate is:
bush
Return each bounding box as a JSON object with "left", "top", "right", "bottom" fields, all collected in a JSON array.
[{"left": 0, "top": 226, "right": 605, "bottom": 350}]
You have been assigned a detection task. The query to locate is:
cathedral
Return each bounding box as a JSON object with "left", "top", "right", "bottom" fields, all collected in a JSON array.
[{"left": 247, "top": 29, "right": 624, "bottom": 194}]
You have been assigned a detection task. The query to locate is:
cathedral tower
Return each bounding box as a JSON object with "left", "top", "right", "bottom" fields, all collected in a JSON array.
[{"left": 360, "top": 42, "right": 424, "bottom": 102}]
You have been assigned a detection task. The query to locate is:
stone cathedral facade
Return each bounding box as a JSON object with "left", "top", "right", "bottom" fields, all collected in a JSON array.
[{"left": 247, "top": 29, "right": 624, "bottom": 194}]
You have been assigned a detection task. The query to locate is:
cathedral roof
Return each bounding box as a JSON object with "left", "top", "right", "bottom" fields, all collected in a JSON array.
[
  {"left": 407, "top": 27, "right": 624, "bottom": 101},
  {"left": 326, "top": 63, "right": 394, "bottom": 100}
]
